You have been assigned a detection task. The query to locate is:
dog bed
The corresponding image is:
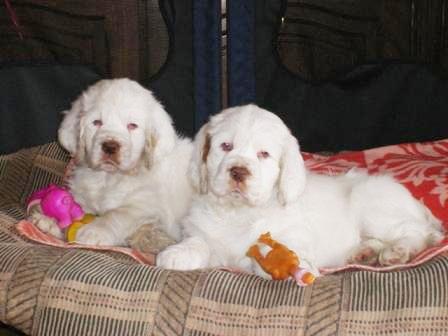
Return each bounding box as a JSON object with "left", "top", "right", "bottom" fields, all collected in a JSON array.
[{"left": 1, "top": 142, "right": 447, "bottom": 335}]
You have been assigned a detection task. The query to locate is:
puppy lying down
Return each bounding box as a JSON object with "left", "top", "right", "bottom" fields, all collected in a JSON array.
[
  {"left": 32, "top": 79, "right": 193, "bottom": 250},
  {"left": 157, "top": 104, "right": 444, "bottom": 278}
]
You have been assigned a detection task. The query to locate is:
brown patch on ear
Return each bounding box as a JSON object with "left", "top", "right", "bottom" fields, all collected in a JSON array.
[
  {"left": 202, "top": 133, "right": 211, "bottom": 163},
  {"left": 151, "top": 134, "right": 158, "bottom": 150},
  {"left": 143, "top": 134, "right": 158, "bottom": 169},
  {"left": 75, "top": 134, "right": 87, "bottom": 163}
]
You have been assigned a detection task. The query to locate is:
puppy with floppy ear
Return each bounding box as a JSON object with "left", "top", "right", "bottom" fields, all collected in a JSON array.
[
  {"left": 188, "top": 109, "right": 231, "bottom": 195},
  {"left": 58, "top": 80, "right": 111, "bottom": 163},
  {"left": 158, "top": 104, "right": 314, "bottom": 271},
  {"left": 143, "top": 98, "right": 177, "bottom": 168},
  {"left": 189, "top": 111, "right": 306, "bottom": 205},
  {"left": 277, "top": 133, "right": 307, "bottom": 205},
  {"left": 33, "top": 78, "right": 194, "bottom": 248},
  {"left": 188, "top": 124, "right": 211, "bottom": 194},
  {"left": 58, "top": 98, "right": 85, "bottom": 162},
  {"left": 157, "top": 104, "right": 443, "bottom": 277}
]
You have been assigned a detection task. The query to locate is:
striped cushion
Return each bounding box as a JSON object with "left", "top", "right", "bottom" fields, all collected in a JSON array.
[{"left": 0, "top": 143, "right": 448, "bottom": 335}]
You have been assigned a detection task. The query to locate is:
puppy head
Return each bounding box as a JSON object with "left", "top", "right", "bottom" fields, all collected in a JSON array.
[
  {"left": 58, "top": 78, "right": 176, "bottom": 173},
  {"left": 189, "top": 104, "right": 306, "bottom": 206}
]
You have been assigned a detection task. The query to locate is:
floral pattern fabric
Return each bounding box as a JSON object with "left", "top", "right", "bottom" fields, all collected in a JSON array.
[{"left": 304, "top": 138, "right": 448, "bottom": 229}]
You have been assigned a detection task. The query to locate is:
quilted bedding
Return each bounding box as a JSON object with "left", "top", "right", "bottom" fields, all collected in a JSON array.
[{"left": 0, "top": 143, "right": 448, "bottom": 335}]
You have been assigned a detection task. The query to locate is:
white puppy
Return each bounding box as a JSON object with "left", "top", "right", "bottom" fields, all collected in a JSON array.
[
  {"left": 35, "top": 78, "right": 193, "bottom": 246},
  {"left": 157, "top": 104, "right": 444, "bottom": 277}
]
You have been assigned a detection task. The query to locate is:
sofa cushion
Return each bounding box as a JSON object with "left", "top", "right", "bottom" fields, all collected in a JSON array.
[{"left": 0, "top": 64, "right": 101, "bottom": 154}]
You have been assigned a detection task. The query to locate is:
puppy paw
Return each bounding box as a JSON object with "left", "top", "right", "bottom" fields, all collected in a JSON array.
[
  {"left": 350, "top": 247, "right": 379, "bottom": 265},
  {"left": 379, "top": 244, "right": 410, "bottom": 266},
  {"left": 30, "top": 211, "right": 63, "bottom": 239},
  {"left": 349, "top": 239, "right": 385, "bottom": 266},
  {"left": 157, "top": 242, "right": 208, "bottom": 270},
  {"left": 251, "top": 260, "right": 271, "bottom": 280},
  {"left": 126, "top": 223, "right": 176, "bottom": 253},
  {"left": 426, "top": 229, "right": 445, "bottom": 246},
  {"left": 75, "top": 219, "right": 118, "bottom": 246}
]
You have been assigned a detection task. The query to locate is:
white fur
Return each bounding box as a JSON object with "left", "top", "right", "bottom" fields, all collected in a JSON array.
[
  {"left": 38, "top": 78, "right": 193, "bottom": 246},
  {"left": 157, "top": 104, "right": 444, "bottom": 276}
]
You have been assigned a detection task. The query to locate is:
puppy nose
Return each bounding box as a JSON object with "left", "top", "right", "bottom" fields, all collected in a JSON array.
[
  {"left": 230, "top": 166, "right": 250, "bottom": 182},
  {"left": 102, "top": 140, "right": 120, "bottom": 155}
]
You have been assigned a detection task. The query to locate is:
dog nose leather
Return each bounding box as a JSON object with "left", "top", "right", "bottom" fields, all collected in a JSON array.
[
  {"left": 230, "top": 166, "right": 250, "bottom": 182},
  {"left": 102, "top": 141, "right": 120, "bottom": 155}
]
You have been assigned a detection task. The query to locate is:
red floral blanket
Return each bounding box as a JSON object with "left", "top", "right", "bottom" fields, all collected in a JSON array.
[{"left": 304, "top": 138, "right": 448, "bottom": 227}]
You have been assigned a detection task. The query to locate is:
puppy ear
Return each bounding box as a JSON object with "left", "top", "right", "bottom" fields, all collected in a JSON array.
[
  {"left": 278, "top": 133, "right": 307, "bottom": 205},
  {"left": 58, "top": 97, "right": 86, "bottom": 161},
  {"left": 144, "top": 99, "right": 176, "bottom": 166},
  {"left": 188, "top": 124, "right": 210, "bottom": 194}
]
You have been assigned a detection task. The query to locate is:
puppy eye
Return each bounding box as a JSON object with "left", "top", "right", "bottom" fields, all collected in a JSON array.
[
  {"left": 220, "top": 142, "right": 233, "bottom": 152},
  {"left": 257, "top": 151, "right": 270, "bottom": 159},
  {"left": 127, "top": 123, "right": 138, "bottom": 131},
  {"left": 93, "top": 119, "right": 103, "bottom": 127}
]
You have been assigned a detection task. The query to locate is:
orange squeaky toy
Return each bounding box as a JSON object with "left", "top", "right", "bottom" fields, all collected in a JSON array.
[{"left": 247, "top": 232, "right": 315, "bottom": 286}]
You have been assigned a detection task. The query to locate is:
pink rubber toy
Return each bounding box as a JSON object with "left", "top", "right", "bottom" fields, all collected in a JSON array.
[{"left": 27, "top": 184, "right": 84, "bottom": 229}]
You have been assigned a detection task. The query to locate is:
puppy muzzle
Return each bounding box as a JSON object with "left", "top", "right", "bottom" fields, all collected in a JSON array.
[{"left": 90, "top": 131, "right": 130, "bottom": 169}]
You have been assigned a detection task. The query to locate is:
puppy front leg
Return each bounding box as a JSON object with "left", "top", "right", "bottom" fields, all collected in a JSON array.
[
  {"left": 75, "top": 206, "right": 143, "bottom": 246},
  {"left": 29, "top": 207, "right": 64, "bottom": 239},
  {"left": 156, "top": 236, "right": 211, "bottom": 270}
]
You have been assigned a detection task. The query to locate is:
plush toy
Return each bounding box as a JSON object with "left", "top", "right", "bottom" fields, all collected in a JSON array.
[
  {"left": 66, "top": 213, "right": 96, "bottom": 243},
  {"left": 27, "top": 184, "right": 84, "bottom": 228},
  {"left": 27, "top": 184, "right": 94, "bottom": 242},
  {"left": 247, "top": 232, "right": 315, "bottom": 286}
]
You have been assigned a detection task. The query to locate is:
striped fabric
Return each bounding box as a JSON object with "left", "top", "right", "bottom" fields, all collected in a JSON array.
[
  {"left": 0, "top": 142, "right": 447, "bottom": 335},
  {"left": 15, "top": 220, "right": 155, "bottom": 265}
]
